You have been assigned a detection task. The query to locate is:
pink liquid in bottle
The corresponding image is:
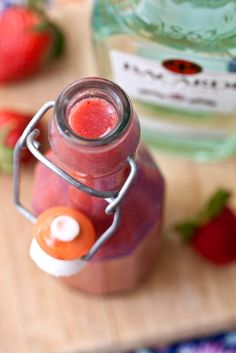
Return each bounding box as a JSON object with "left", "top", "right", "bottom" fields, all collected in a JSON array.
[
  {"left": 32, "top": 78, "right": 165, "bottom": 295},
  {"left": 68, "top": 98, "right": 119, "bottom": 139}
]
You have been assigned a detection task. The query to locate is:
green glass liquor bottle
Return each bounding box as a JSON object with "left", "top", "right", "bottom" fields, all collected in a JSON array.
[{"left": 92, "top": 0, "right": 236, "bottom": 161}]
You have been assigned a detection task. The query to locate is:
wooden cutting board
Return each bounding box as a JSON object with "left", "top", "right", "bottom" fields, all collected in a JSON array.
[{"left": 1, "top": 2, "right": 236, "bottom": 353}]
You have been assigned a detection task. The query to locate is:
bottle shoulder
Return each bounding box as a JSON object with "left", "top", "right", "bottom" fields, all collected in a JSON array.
[{"left": 92, "top": 0, "right": 236, "bottom": 52}]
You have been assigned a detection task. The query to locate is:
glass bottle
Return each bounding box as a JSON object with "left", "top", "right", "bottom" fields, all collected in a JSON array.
[
  {"left": 92, "top": 0, "right": 236, "bottom": 161},
  {"left": 19, "top": 78, "right": 165, "bottom": 295}
]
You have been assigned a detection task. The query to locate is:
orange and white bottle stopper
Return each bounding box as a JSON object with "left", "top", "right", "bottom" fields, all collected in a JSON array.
[{"left": 30, "top": 207, "right": 96, "bottom": 277}]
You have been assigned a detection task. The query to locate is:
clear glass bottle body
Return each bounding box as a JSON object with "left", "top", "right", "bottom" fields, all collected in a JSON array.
[
  {"left": 92, "top": 0, "right": 236, "bottom": 161},
  {"left": 32, "top": 78, "right": 165, "bottom": 294}
]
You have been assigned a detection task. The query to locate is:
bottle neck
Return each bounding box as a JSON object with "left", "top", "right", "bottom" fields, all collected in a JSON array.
[
  {"left": 49, "top": 78, "right": 140, "bottom": 177},
  {"left": 67, "top": 160, "right": 130, "bottom": 193}
]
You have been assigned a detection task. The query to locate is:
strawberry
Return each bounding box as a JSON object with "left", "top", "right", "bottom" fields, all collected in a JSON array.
[
  {"left": 175, "top": 189, "right": 236, "bottom": 265},
  {"left": 0, "top": 0, "right": 64, "bottom": 83},
  {"left": 0, "top": 110, "right": 33, "bottom": 172}
]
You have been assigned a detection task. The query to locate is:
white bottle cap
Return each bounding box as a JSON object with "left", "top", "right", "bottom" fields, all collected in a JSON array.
[
  {"left": 50, "top": 215, "right": 80, "bottom": 242},
  {"left": 29, "top": 238, "right": 87, "bottom": 277}
]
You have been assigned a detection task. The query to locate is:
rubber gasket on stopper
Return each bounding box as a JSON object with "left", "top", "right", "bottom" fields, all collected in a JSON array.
[
  {"left": 29, "top": 239, "right": 87, "bottom": 277},
  {"left": 30, "top": 207, "right": 96, "bottom": 277}
]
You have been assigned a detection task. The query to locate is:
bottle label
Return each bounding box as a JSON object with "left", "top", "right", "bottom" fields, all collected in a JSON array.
[{"left": 110, "top": 50, "right": 236, "bottom": 114}]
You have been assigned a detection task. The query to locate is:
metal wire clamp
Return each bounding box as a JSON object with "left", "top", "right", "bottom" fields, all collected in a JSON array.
[{"left": 13, "top": 101, "right": 138, "bottom": 261}]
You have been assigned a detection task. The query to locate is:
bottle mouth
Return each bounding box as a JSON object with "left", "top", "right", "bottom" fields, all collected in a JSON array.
[{"left": 54, "top": 77, "right": 132, "bottom": 147}]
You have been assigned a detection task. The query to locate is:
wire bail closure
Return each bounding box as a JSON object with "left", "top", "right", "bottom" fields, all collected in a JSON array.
[{"left": 13, "top": 101, "right": 138, "bottom": 262}]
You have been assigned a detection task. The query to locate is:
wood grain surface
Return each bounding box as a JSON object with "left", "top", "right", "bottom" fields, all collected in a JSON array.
[{"left": 1, "top": 2, "right": 236, "bottom": 353}]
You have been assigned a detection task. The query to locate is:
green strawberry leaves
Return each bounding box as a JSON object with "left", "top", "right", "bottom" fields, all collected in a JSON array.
[
  {"left": 0, "top": 124, "right": 14, "bottom": 173},
  {"left": 27, "top": 0, "right": 45, "bottom": 13},
  {"left": 198, "top": 189, "right": 231, "bottom": 223},
  {"left": 35, "top": 20, "right": 65, "bottom": 60},
  {"left": 26, "top": 0, "right": 65, "bottom": 61},
  {"left": 175, "top": 220, "right": 199, "bottom": 243},
  {"left": 175, "top": 189, "right": 232, "bottom": 242},
  {"left": 0, "top": 146, "right": 13, "bottom": 173}
]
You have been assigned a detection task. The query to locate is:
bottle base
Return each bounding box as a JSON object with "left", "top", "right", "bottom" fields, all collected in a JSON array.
[{"left": 61, "top": 224, "right": 160, "bottom": 295}]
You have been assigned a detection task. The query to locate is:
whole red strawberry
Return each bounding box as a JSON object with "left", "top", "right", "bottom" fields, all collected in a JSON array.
[
  {"left": 0, "top": 110, "right": 33, "bottom": 172},
  {"left": 175, "top": 190, "right": 236, "bottom": 265},
  {"left": 0, "top": 1, "right": 64, "bottom": 83}
]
